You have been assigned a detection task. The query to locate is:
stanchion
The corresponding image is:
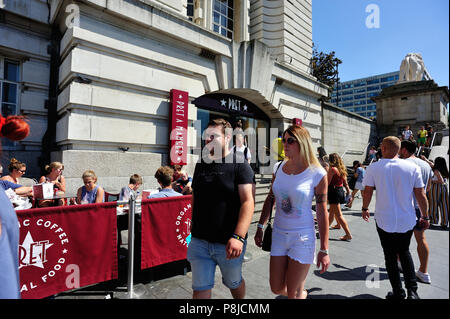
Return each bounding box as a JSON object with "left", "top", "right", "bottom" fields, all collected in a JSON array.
[
  {"left": 126, "top": 193, "right": 136, "bottom": 297},
  {"left": 115, "top": 195, "right": 147, "bottom": 299}
]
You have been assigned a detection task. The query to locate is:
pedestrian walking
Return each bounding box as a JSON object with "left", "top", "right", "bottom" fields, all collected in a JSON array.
[
  {"left": 346, "top": 161, "right": 365, "bottom": 209},
  {"left": 428, "top": 157, "right": 449, "bottom": 229},
  {"left": 402, "top": 125, "right": 413, "bottom": 141},
  {"left": 254, "top": 125, "right": 330, "bottom": 299},
  {"left": 417, "top": 126, "right": 427, "bottom": 147},
  {"left": 362, "top": 136, "right": 429, "bottom": 299},
  {"left": 399, "top": 140, "right": 433, "bottom": 284},
  {"left": 187, "top": 118, "right": 255, "bottom": 299},
  {"left": 327, "top": 153, "right": 352, "bottom": 241},
  {"left": 0, "top": 115, "right": 30, "bottom": 299}
]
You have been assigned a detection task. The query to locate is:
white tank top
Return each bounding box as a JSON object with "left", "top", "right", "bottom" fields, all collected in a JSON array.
[{"left": 272, "top": 161, "right": 326, "bottom": 231}]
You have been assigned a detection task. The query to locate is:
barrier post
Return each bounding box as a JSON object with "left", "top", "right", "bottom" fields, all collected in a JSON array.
[{"left": 126, "top": 193, "right": 136, "bottom": 297}]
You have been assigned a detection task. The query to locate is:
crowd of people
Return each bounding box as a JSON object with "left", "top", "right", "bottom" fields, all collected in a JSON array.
[
  {"left": 401, "top": 123, "right": 435, "bottom": 148},
  {"left": 1, "top": 113, "right": 449, "bottom": 300},
  {"left": 0, "top": 159, "right": 194, "bottom": 208}
]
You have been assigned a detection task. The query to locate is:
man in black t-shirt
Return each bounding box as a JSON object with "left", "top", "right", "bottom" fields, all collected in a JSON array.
[{"left": 188, "top": 118, "right": 255, "bottom": 299}]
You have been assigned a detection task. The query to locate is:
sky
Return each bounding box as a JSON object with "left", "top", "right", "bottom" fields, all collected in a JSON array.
[{"left": 312, "top": 0, "right": 449, "bottom": 88}]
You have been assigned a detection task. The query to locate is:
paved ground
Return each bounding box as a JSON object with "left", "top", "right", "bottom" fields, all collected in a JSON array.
[{"left": 56, "top": 194, "right": 449, "bottom": 300}]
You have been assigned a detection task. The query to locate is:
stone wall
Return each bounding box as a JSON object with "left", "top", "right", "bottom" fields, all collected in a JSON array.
[{"left": 321, "top": 102, "right": 378, "bottom": 166}]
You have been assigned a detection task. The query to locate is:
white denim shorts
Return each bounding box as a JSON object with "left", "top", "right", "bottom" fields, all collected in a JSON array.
[{"left": 270, "top": 227, "right": 316, "bottom": 264}]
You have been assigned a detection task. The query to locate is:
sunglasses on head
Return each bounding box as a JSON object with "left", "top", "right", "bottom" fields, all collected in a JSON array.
[{"left": 282, "top": 137, "right": 297, "bottom": 145}]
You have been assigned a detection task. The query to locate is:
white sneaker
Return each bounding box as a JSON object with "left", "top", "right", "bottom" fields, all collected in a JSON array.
[{"left": 416, "top": 270, "right": 431, "bottom": 284}]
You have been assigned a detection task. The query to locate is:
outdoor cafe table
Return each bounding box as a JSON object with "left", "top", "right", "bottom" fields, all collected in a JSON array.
[{"left": 33, "top": 193, "right": 77, "bottom": 207}]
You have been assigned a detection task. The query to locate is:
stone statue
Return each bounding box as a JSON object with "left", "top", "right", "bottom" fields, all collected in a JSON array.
[{"left": 398, "top": 53, "right": 432, "bottom": 83}]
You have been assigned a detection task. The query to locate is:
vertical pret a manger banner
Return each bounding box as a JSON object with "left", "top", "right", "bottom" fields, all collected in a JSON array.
[
  {"left": 16, "top": 203, "right": 118, "bottom": 299},
  {"left": 170, "top": 89, "right": 189, "bottom": 166}
]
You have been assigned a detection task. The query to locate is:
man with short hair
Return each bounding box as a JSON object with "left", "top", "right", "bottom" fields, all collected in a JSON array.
[
  {"left": 188, "top": 118, "right": 255, "bottom": 299},
  {"left": 362, "top": 136, "right": 429, "bottom": 299},
  {"left": 399, "top": 140, "right": 433, "bottom": 284},
  {"left": 148, "top": 166, "right": 182, "bottom": 198},
  {"left": 402, "top": 125, "right": 413, "bottom": 141},
  {"left": 119, "top": 174, "right": 143, "bottom": 201}
]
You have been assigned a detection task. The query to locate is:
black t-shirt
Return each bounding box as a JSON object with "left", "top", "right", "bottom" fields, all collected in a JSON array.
[{"left": 191, "top": 152, "right": 254, "bottom": 244}]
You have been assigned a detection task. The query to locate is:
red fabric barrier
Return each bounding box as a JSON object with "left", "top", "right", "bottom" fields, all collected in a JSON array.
[
  {"left": 141, "top": 196, "right": 192, "bottom": 269},
  {"left": 16, "top": 202, "right": 118, "bottom": 299}
]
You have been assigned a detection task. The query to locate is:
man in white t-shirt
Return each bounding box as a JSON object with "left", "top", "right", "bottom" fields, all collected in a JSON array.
[
  {"left": 402, "top": 125, "right": 413, "bottom": 141},
  {"left": 399, "top": 140, "right": 433, "bottom": 284},
  {"left": 361, "top": 136, "right": 429, "bottom": 299}
]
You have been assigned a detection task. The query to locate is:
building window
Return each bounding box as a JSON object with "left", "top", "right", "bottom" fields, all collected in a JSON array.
[
  {"left": 367, "top": 79, "right": 380, "bottom": 85},
  {"left": 367, "top": 85, "right": 380, "bottom": 91},
  {"left": 187, "top": 0, "right": 194, "bottom": 21},
  {"left": 212, "top": 0, "right": 234, "bottom": 39},
  {"left": 354, "top": 94, "right": 366, "bottom": 100},
  {"left": 381, "top": 75, "right": 395, "bottom": 83},
  {"left": 1, "top": 59, "right": 20, "bottom": 147}
]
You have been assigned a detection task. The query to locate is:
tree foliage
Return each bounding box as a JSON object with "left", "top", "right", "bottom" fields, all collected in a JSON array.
[{"left": 310, "top": 45, "right": 342, "bottom": 99}]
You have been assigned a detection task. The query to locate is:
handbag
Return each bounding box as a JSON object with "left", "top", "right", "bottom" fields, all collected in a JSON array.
[{"left": 261, "top": 161, "right": 282, "bottom": 252}]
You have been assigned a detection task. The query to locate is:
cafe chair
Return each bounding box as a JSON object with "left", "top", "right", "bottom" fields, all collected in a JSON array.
[{"left": 105, "top": 192, "right": 119, "bottom": 202}]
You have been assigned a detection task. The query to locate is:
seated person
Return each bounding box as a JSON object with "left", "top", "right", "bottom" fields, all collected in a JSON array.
[
  {"left": 172, "top": 171, "right": 192, "bottom": 195},
  {"left": 1, "top": 158, "right": 26, "bottom": 184},
  {"left": 119, "top": 174, "right": 143, "bottom": 201},
  {"left": 76, "top": 170, "right": 105, "bottom": 204},
  {"left": 148, "top": 166, "right": 182, "bottom": 199},
  {"left": 0, "top": 180, "right": 33, "bottom": 196},
  {"left": 38, "top": 161, "right": 66, "bottom": 207}
]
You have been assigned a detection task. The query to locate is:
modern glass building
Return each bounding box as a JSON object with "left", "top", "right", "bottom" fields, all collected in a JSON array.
[{"left": 330, "top": 71, "right": 399, "bottom": 119}]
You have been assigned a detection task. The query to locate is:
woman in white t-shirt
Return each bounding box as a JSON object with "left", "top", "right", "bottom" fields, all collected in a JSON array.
[{"left": 254, "top": 125, "right": 330, "bottom": 299}]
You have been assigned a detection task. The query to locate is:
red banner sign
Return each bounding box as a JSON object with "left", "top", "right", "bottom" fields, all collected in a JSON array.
[
  {"left": 170, "top": 89, "right": 189, "bottom": 166},
  {"left": 141, "top": 196, "right": 192, "bottom": 269},
  {"left": 16, "top": 203, "right": 118, "bottom": 299}
]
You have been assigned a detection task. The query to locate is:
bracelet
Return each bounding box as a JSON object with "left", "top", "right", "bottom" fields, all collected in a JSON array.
[
  {"left": 362, "top": 208, "right": 369, "bottom": 211},
  {"left": 232, "top": 234, "right": 246, "bottom": 243},
  {"left": 421, "top": 216, "right": 430, "bottom": 220},
  {"left": 319, "top": 249, "right": 329, "bottom": 255},
  {"left": 257, "top": 223, "right": 264, "bottom": 229}
]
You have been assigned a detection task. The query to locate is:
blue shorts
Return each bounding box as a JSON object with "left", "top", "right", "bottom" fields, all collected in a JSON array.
[{"left": 187, "top": 237, "right": 246, "bottom": 291}]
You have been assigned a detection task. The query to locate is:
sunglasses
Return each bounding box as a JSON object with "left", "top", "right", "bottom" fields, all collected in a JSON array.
[
  {"left": 19, "top": 170, "right": 26, "bottom": 173},
  {"left": 282, "top": 137, "right": 297, "bottom": 145}
]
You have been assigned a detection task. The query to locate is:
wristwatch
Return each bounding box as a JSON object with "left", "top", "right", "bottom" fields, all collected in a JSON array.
[
  {"left": 319, "top": 249, "right": 329, "bottom": 255},
  {"left": 362, "top": 207, "right": 369, "bottom": 212}
]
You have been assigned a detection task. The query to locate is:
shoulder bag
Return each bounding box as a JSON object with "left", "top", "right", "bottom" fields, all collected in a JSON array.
[{"left": 262, "top": 161, "right": 282, "bottom": 252}]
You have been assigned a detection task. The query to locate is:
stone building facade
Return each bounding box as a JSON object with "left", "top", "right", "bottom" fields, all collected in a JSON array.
[{"left": 1, "top": 0, "right": 378, "bottom": 194}]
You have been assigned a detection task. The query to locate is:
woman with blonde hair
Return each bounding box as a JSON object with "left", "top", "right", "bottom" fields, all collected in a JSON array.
[
  {"left": 255, "top": 125, "right": 330, "bottom": 299},
  {"left": 327, "top": 153, "right": 352, "bottom": 241},
  {"left": 76, "top": 170, "right": 105, "bottom": 204},
  {"left": 1, "top": 158, "right": 26, "bottom": 184},
  {"left": 38, "top": 162, "right": 66, "bottom": 207}
]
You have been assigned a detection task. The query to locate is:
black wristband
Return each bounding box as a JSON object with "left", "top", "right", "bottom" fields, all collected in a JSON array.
[
  {"left": 362, "top": 208, "right": 369, "bottom": 211},
  {"left": 232, "top": 234, "right": 246, "bottom": 243},
  {"left": 421, "top": 216, "right": 430, "bottom": 221}
]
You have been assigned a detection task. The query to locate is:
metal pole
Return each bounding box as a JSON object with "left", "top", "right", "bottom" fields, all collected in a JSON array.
[
  {"left": 126, "top": 193, "right": 136, "bottom": 298},
  {"left": 430, "top": 132, "right": 437, "bottom": 151}
]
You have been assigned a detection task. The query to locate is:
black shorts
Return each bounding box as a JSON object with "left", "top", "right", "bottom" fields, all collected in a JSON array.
[{"left": 328, "top": 186, "right": 346, "bottom": 204}]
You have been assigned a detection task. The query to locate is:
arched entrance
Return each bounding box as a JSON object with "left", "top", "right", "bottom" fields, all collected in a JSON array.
[{"left": 193, "top": 89, "right": 281, "bottom": 172}]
